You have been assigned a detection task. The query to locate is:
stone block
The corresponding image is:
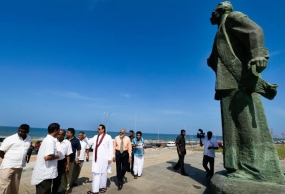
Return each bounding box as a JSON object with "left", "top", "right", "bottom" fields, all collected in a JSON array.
[{"left": 211, "top": 172, "right": 285, "bottom": 194}]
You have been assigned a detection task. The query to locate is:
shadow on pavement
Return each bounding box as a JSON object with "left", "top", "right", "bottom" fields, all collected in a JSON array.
[
  {"left": 109, "top": 175, "right": 128, "bottom": 188},
  {"left": 166, "top": 161, "right": 211, "bottom": 194},
  {"left": 77, "top": 177, "right": 92, "bottom": 185},
  {"left": 69, "top": 177, "right": 92, "bottom": 193}
]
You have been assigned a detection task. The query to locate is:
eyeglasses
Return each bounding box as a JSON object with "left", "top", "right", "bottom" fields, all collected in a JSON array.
[{"left": 119, "top": 132, "right": 124, "bottom": 134}]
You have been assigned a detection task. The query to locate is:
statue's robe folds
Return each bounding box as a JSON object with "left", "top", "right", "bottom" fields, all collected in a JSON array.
[{"left": 208, "top": 11, "right": 285, "bottom": 183}]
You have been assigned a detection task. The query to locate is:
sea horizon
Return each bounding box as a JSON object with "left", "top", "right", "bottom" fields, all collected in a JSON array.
[
  {"left": 1, "top": 126, "right": 284, "bottom": 143},
  {"left": 0, "top": 126, "right": 223, "bottom": 141}
]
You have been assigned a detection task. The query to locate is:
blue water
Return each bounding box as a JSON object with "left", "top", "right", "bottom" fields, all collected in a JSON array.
[
  {"left": 0, "top": 126, "right": 224, "bottom": 141},
  {"left": 2, "top": 126, "right": 284, "bottom": 142}
]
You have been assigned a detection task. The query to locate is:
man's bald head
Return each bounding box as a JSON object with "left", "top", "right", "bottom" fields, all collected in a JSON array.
[
  {"left": 59, "top": 129, "right": 66, "bottom": 135},
  {"left": 120, "top": 128, "right": 126, "bottom": 138},
  {"left": 57, "top": 129, "right": 66, "bottom": 142}
]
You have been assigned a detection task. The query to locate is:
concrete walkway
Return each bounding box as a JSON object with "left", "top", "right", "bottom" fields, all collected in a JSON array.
[{"left": 18, "top": 148, "right": 285, "bottom": 194}]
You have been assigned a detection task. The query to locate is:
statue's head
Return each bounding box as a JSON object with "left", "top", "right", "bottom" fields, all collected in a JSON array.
[{"left": 210, "top": 1, "right": 233, "bottom": 25}]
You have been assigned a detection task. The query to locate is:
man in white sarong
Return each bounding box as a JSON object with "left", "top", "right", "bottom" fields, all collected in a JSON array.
[
  {"left": 86, "top": 124, "right": 113, "bottom": 194},
  {"left": 132, "top": 131, "right": 145, "bottom": 179}
]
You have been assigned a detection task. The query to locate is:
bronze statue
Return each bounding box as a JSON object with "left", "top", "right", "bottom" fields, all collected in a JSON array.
[{"left": 208, "top": 1, "right": 285, "bottom": 183}]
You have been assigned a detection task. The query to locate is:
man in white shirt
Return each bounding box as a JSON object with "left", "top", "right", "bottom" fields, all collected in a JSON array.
[
  {"left": 0, "top": 124, "right": 31, "bottom": 194},
  {"left": 52, "top": 129, "right": 73, "bottom": 194},
  {"left": 199, "top": 131, "right": 219, "bottom": 179},
  {"left": 72, "top": 131, "right": 89, "bottom": 187},
  {"left": 31, "top": 123, "right": 60, "bottom": 194},
  {"left": 86, "top": 124, "right": 113, "bottom": 194}
]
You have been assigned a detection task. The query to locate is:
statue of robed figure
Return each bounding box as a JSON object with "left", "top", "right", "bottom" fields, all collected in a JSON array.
[{"left": 208, "top": 1, "right": 285, "bottom": 183}]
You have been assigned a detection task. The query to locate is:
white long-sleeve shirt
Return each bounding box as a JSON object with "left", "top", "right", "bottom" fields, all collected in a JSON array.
[{"left": 86, "top": 134, "right": 113, "bottom": 173}]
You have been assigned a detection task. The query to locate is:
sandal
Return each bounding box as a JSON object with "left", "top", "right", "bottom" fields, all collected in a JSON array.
[
  {"left": 87, "top": 191, "right": 99, "bottom": 194},
  {"left": 99, "top": 188, "right": 107, "bottom": 193}
]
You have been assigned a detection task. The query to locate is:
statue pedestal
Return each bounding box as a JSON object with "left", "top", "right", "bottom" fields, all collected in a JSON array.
[{"left": 211, "top": 172, "right": 285, "bottom": 194}]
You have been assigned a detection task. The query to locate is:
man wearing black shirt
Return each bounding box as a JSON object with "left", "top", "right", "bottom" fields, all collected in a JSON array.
[
  {"left": 26, "top": 143, "right": 34, "bottom": 163},
  {"left": 173, "top": 129, "right": 187, "bottom": 176},
  {"left": 62, "top": 128, "right": 81, "bottom": 194},
  {"left": 128, "top": 130, "right": 135, "bottom": 173}
]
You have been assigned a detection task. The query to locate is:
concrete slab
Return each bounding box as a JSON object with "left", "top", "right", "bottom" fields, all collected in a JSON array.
[{"left": 18, "top": 148, "right": 285, "bottom": 194}]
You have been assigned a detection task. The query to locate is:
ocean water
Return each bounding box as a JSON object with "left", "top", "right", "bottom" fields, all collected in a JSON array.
[{"left": 0, "top": 126, "right": 224, "bottom": 141}]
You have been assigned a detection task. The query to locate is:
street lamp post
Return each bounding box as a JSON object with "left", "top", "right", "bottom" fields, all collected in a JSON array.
[
  {"left": 105, "top": 112, "right": 113, "bottom": 133},
  {"left": 102, "top": 112, "right": 106, "bottom": 124},
  {"left": 158, "top": 124, "right": 159, "bottom": 141},
  {"left": 184, "top": 125, "right": 192, "bottom": 143},
  {"left": 134, "top": 112, "right": 136, "bottom": 132}
]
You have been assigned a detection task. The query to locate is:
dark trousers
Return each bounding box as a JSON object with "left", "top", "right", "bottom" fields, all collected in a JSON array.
[
  {"left": 128, "top": 153, "right": 134, "bottom": 173},
  {"left": 36, "top": 179, "right": 53, "bottom": 194},
  {"left": 173, "top": 153, "right": 186, "bottom": 174},
  {"left": 115, "top": 150, "right": 129, "bottom": 185},
  {"left": 203, "top": 155, "right": 215, "bottom": 177},
  {"left": 52, "top": 159, "right": 66, "bottom": 194},
  {"left": 26, "top": 154, "right": 32, "bottom": 163}
]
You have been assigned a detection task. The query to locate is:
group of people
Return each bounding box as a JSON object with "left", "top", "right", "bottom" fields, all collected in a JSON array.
[
  {"left": 0, "top": 123, "right": 89, "bottom": 194},
  {"left": 0, "top": 123, "right": 146, "bottom": 194},
  {"left": 173, "top": 129, "right": 219, "bottom": 180},
  {"left": 30, "top": 124, "right": 90, "bottom": 194},
  {"left": 87, "top": 127, "right": 145, "bottom": 194},
  {"left": 0, "top": 123, "right": 218, "bottom": 194}
]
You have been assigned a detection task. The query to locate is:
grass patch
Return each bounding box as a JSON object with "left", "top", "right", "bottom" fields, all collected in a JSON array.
[
  {"left": 191, "top": 147, "right": 223, "bottom": 152},
  {"left": 276, "top": 145, "right": 285, "bottom": 159}
]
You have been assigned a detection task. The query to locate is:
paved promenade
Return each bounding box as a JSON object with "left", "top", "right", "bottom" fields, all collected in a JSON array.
[{"left": 18, "top": 148, "right": 285, "bottom": 194}]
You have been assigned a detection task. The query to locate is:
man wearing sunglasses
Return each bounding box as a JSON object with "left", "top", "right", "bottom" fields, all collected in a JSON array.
[
  {"left": 113, "top": 129, "right": 132, "bottom": 190},
  {"left": 85, "top": 124, "right": 113, "bottom": 194}
]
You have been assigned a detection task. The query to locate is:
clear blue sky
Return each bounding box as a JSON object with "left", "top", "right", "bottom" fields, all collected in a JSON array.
[{"left": 0, "top": 0, "right": 284, "bottom": 136}]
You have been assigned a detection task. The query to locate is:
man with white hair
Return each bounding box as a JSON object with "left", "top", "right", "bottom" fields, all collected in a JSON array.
[{"left": 113, "top": 128, "right": 132, "bottom": 191}]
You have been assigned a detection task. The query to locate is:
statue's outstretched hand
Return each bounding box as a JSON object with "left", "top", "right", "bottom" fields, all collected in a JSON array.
[{"left": 248, "top": 57, "right": 268, "bottom": 73}]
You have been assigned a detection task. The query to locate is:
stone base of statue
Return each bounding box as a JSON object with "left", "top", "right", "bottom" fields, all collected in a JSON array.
[{"left": 210, "top": 171, "right": 285, "bottom": 194}]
